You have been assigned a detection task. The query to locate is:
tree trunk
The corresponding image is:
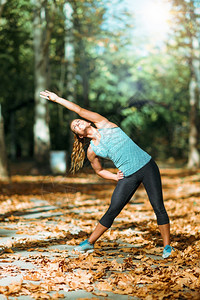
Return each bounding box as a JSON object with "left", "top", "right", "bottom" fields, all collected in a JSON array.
[
  {"left": 0, "top": 0, "right": 7, "bottom": 18},
  {"left": 187, "top": 2, "right": 200, "bottom": 168},
  {"left": 63, "top": 2, "right": 76, "bottom": 167},
  {"left": 0, "top": 0, "right": 9, "bottom": 179},
  {"left": 0, "top": 104, "right": 9, "bottom": 179},
  {"left": 187, "top": 31, "right": 200, "bottom": 168},
  {"left": 63, "top": 2, "right": 76, "bottom": 102},
  {"left": 33, "top": 0, "right": 51, "bottom": 170},
  {"left": 81, "top": 55, "right": 90, "bottom": 108},
  {"left": 10, "top": 112, "right": 16, "bottom": 160},
  {"left": 187, "top": 76, "right": 200, "bottom": 168}
]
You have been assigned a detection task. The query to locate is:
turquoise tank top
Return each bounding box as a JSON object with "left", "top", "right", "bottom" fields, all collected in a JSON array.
[{"left": 90, "top": 127, "right": 151, "bottom": 177}]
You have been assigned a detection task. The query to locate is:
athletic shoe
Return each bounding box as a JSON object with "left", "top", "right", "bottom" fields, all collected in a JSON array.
[
  {"left": 73, "top": 239, "right": 94, "bottom": 253},
  {"left": 162, "top": 245, "right": 174, "bottom": 258}
]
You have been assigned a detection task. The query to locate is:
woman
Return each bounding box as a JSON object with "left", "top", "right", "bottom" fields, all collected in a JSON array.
[{"left": 40, "top": 90, "right": 174, "bottom": 258}]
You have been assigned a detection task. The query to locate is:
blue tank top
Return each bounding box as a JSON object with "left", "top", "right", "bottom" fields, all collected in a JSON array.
[{"left": 90, "top": 127, "right": 151, "bottom": 177}]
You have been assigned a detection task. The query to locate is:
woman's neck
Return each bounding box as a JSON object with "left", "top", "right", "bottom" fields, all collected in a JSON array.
[{"left": 86, "top": 126, "right": 100, "bottom": 141}]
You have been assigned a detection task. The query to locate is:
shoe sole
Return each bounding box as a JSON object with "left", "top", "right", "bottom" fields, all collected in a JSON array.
[
  {"left": 74, "top": 248, "right": 94, "bottom": 254},
  {"left": 162, "top": 251, "right": 174, "bottom": 258},
  {"left": 162, "top": 253, "right": 171, "bottom": 258}
]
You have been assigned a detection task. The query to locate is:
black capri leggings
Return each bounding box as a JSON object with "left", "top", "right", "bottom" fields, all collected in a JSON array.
[{"left": 99, "top": 158, "right": 169, "bottom": 228}]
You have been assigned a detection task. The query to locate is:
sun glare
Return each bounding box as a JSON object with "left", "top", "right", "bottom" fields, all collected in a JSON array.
[{"left": 139, "top": 1, "right": 171, "bottom": 37}]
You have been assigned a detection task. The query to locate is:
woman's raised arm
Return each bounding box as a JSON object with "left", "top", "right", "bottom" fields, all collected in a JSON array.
[{"left": 40, "top": 90, "right": 107, "bottom": 125}]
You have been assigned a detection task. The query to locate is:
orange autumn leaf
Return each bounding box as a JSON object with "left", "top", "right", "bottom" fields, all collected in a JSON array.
[
  {"left": 23, "top": 275, "right": 41, "bottom": 281},
  {"left": 0, "top": 167, "right": 200, "bottom": 299},
  {"left": 7, "top": 281, "right": 23, "bottom": 295},
  {"left": 96, "top": 281, "right": 113, "bottom": 292}
]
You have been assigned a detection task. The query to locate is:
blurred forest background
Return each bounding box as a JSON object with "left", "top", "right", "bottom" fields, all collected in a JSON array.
[{"left": 0, "top": 0, "right": 199, "bottom": 178}]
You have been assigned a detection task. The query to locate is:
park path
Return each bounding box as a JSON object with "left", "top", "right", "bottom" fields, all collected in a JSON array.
[
  {"left": 0, "top": 169, "right": 200, "bottom": 299},
  {"left": 0, "top": 195, "right": 157, "bottom": 300},
  {"left": 0, "top": 195, "right": 159, "bottom": 300}
]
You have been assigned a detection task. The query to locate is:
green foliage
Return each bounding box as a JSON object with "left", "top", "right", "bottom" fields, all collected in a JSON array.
[
  {"left": 0, "top": 0, "right": 34, "bottom": 157},
  {"left": 0, "top": 0, "right": 197, "bottom": 163},
  {"left": 166, "top": 0, "right": 200, "bottom": 161}
]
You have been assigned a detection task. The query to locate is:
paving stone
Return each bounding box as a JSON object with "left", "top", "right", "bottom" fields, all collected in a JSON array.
[{"left": 0, "top": 198, "right": 157, "bottom": 299}]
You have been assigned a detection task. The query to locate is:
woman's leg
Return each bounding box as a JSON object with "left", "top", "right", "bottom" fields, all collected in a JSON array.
[
  {"left": 158, "top": 224, "right": 170, "bottom": 247},
  {"left": 142, "top": 159, "right": 170, "bottom": 246},
  {"left": 88, "top": 223, "right": 108, "bottom": 244},
  {"left": 88, "top": 174, "right": 141, "bottom": 244}
]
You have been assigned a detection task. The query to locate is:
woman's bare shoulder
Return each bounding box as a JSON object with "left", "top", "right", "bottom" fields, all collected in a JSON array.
[
  {"left": 87, "top": 145, "right": 96, "bottom": 159},
  {"left": 95, "top": 119, "right": 118, "bottom": 129}
]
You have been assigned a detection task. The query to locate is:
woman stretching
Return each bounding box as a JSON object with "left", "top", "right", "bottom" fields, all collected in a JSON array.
[{"left": 40, "top": 90, "right": 174, "bottom": 258}]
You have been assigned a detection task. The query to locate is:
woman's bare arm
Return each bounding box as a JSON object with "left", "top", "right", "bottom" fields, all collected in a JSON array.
[
  {"left": 87, "top": 147, "right": 124, "bottom": 181},
  {"left": 40, "top": 90, "right": 108, "bottom": 126}
]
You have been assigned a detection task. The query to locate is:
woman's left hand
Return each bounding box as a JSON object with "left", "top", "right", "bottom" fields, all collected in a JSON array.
[
  {"left": 40, "top": 90, "right": 59, "bottom": 102},
  {"left": 116, "top": 170, "right": 124, "bottom": 181}
]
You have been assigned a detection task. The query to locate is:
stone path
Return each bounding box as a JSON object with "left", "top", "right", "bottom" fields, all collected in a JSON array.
[{"left": 0, "top": 198, "right": 162, "bottom": 300}]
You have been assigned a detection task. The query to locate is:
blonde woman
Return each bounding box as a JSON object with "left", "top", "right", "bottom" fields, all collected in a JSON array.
[{"left": 40, "top": 90, "right": 174, "bottom": 258}]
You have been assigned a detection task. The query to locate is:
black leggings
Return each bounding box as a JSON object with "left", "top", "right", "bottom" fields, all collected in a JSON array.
[{"left": 99, "top": 158, "right": 169, "bottom": 228}]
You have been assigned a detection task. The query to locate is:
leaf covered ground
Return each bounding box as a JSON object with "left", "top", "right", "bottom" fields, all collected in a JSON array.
[{"left": 0, "top": 165, "right": 200, "bottom": 299}]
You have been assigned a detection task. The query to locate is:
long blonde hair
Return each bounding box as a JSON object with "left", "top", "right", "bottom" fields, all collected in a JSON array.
[{"left": 70, "top": 134, "right": 86, "bottom": 174}]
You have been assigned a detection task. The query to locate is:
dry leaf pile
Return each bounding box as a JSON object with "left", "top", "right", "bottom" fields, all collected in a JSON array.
[{"left": 0, "top": 167, "right": 200, "bottom": 299}]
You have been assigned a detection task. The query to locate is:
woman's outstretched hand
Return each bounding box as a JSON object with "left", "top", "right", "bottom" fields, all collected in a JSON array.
[
  {"left": 116, "top": 170, "right": 124, "bottom": 181},
  {"left": 40, "top": 90, "right": 59, "bottom": 102}
]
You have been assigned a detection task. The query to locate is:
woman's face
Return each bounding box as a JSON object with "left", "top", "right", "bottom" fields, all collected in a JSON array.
[{"left": 70, "top": 119, "right": 91, "bottom": 137}]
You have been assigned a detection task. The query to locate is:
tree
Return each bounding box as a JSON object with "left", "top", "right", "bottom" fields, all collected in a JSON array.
[
  {"left": 0, "top": 0, "right": 7, "bottom": 18},
  {"left": 2, "top": 0, "right": 196, "bottom": 166},
  {"left": 0, "top": 104, "right": 9, "bottom": 179},
  {"left": 0, "top": 0, "right": 35, "bottom": 160},
  {"left": 187, "top": 2, "right": 200, "bottom": 168},
  {"left": 168, "top": 0, "right": 200, "bottom": 168},
  {"left": 32, "top": 0, "right": 55, "bottom": 170},
  {"left": 0, "top": 0, "right": 9, "bottom": 178}
]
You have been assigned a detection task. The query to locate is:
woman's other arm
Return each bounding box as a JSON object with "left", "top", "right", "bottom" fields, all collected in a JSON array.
[
  {"left": 87, "top": 146, "right": 124, "bottom": 181},
  {"left": 40, "top": 90, "right": 108, "bottom": 127}
]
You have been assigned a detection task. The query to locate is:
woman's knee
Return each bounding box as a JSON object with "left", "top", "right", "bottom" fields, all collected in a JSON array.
[
  {"left": 106, "top": 205, "right": 122, "bottom": 220},
  {"left": 154, "top": 207, "right": 169, "bottom": 225},
  {"left": 99, "top": 204, "right": 122, "bottom": 228}
]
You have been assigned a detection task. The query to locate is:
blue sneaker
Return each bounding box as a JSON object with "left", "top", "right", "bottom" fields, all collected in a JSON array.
[
  {"left": 162, "top": 245, "right": 174, "bottom": 258},
  {"left": 74, "top": 239, "right": 94, "bottom": 253}
]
